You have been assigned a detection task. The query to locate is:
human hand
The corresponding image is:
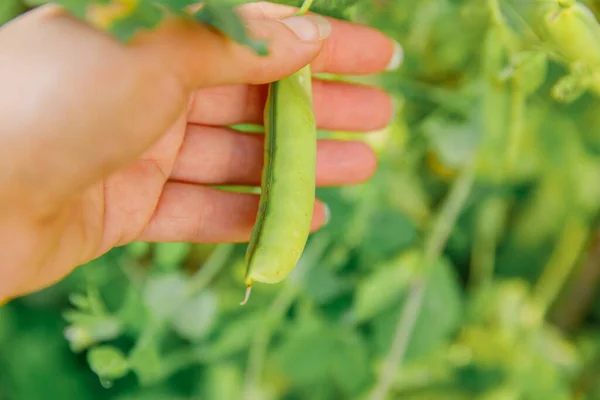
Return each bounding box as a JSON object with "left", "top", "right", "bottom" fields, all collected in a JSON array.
[{"left": 0, "top": 2, "right": 401, "bottom": 301}]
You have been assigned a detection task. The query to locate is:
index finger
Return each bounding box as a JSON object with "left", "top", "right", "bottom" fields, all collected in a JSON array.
[{"left": 238, "top": 1, "right": 403, "bottom": 75}]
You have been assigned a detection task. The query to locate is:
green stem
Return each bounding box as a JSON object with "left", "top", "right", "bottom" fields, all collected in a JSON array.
[
  {"left": 369, "top": 167, "right": 475, "bottom": 400},
  {"left": 298, "top": 0, "right": 314, "bottom": 15},
  {"left": 534, "top": 215, "right": 590, "bottom": 315},
  {"left": 469, "top": 196, "right": 508, "bottom": 289},
  {"left": 424, "top": 167, "right": 476, "bottom": 260},
  {"left": 186, "top": 244, "right": 235, "bottom": 296},
  {"left": 507, "top": 74, "right": 525, "bottom": 171}
]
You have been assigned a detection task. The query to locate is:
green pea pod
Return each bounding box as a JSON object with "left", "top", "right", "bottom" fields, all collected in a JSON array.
[
  {"left": 241, "top": 64, "right": 317, "bottom": 302},
  {"left": 543, "top": 1, "right": 600, "bottom": 67}
]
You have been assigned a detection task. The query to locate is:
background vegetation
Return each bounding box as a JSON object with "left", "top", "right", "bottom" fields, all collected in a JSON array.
[{"left": 3, "top": 0, "right": 600, "bottom": 399}]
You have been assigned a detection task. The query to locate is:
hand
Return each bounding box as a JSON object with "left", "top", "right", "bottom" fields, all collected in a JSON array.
[{"left": 0, "top": 2, "right": 401, "bottom": 301}]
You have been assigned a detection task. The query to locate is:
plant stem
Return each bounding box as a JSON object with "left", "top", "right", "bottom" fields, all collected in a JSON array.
[
  {"left": 507, "top": 74, "right": 525, "bottom": 171},
  {"left": 534, "top": 215, "right": 590, "bottom": 316},
  {"left": 552, "top": 226, "right": 600, "bottom": 331},
  {"left": 424, "top": 168, "right": 475, "bottom": 259},
  {"left": 469, "top": 196, "right": 508, "bottom": 289},
  {"left": 187, "top": 244, "right": 235, "bottom": 296},
  {"left": 369, "top": 167, "right": 475, "bottom": 400}
]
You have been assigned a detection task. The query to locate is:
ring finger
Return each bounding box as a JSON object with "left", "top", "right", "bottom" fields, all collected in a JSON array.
[{"left": 170, "top": 125, "right": 377, "bottom": 187}]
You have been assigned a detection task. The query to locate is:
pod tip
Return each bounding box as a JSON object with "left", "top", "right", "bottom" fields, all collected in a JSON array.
[{"left": 240, "top": 285, "right": 253, "bottom": 306}]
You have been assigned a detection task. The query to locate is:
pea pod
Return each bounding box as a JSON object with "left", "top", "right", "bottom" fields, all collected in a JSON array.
[
  {"left": 241, "top": 63, "right": 317, "bottom": 304},
  {"left": 542, "top": 0, "right": 600, "bottom": 67}
]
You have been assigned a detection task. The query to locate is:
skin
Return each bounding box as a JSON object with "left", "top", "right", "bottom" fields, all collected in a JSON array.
[{"left": 0, "top": 2, "right": 397, "bottom": 302}]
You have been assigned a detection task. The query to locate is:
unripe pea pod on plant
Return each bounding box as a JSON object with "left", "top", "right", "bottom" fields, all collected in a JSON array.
[
  {"left": 542, "top": 0, "right": 600, "bottom": 68},
  {"left": 539, "top": 0, "right": 600, "bottom": 100},
  {"left": 241, "top": 0, "right": 318, "bottom": 305}
]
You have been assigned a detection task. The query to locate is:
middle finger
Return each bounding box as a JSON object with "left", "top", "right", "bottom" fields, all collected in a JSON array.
[
  {"left": 189, "top": 79, "right": 394, "bottom": 131},
  {"left": 169, "top": 124, "right": 377, "bottom": 186}
]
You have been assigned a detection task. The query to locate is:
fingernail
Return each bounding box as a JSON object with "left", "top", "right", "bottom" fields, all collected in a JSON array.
[
  {"left": 280, "top": 15, "right": 332, "bottom": 41},
  {"left": 323, "top": 203, "right": 331, "bottom": 225},
  {"left": 385, "top": 40, "right": 404, "bottom": 71}
]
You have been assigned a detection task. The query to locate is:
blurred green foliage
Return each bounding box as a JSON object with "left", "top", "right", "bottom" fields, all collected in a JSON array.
[{"left": 4, "top": 0, "right": 600, "bottom": 399}]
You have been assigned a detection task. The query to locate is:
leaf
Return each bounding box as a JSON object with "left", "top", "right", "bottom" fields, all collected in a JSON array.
[
  {"left": 371, "top": 257, "right": 463, "bottom": 362},
  {"left": 358, "top": 207, "right": 418, "bottom": 266},
  {"left": 171, "top": 289, "right": 218, "bottom": 342},
  {"left": 422, "top": 109, "right": 481, "bottom": 170},
  {"left": 274, "top": 320, "right": 370, "bottom": 395},
  {"left": 353, "top": 249, "right": 420, "bottom": 323},
  {"left": 193, "top": 0, "right": 268, "bottom": 56},
  {"left": 203, "top": 311, "right": 263, "bottom": 361},
  {"left": 87, "top": 345, "right": 130, "bottom": 380},
  {"left": 0, "top": 0, "right": 25, "bottom": 25},
  {"left": 329, "top": 329, "right": 371, "bottom": 395},
  {"left": 107, "top": 1, "right": 164, "bottom": 42},
  {"left": 304, "top": 266, "right": 351, "bottom": 304},
  {"left": 143, "top": 273, "right": 188, "bottom": 321},
  {"left": 404, "top": 257, "right": 464, "bottom": 362},
  {"left": 274, "top": 321, "right": 335, "bottom": 386},
  {"left": 21, "top": 0, "right": 49, "bottom": 6}
]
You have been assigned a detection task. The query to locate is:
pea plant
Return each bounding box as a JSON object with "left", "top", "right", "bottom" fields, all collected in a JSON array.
[{"left": 4, "top": 1, "right": 600, "bottom": 399}]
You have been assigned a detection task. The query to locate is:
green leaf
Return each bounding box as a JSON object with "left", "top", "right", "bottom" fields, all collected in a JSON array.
[
  {"left": 87, "top": 345, "right": 130, "bottom": 380},
  {"left": 274, "top": 320, "right": 335, "bottom": 386},
  {"left": 193, "top": 0, "right": 268, "bottom": 56},
  {"left": 304, "top": 266, "right": 351, "bottom": 304},
  {"left": 0, "top": 0, "right": 25, "bottom": 25},
  {"left": 203, "top": 311, "right": 262, "bottom": 361},
  {"left": 108, "top": 1, "right": 164, "bottom": 42},
  {"left": 143, "top": 273, "right": 188, "bottom": 321},
  {"left": 359, "top": 207, "right": 418, "bottom": 266},
  {"left": 274, "top": 320, "right": 370, "bottom": 395},
  {"left": 53, "top": 0, "right": 89, "bottom": 19},
  {"left": 171, "top": 289, "right": 218, "bottom": 342},
  {"left": 404, "top": 257, "right": 463, "bottom": 362},
  {"left": 21, "top": 0, "right": 49, "bottom": 6},
  {"left": 150, "top": 0, "right": 199, "bottom": 8},
  {"left": 371, "top": 257, "right": 463, "bottom": 362},
  {"left": 422, "top": 109, "right": 481, "bottom": 170},
  {"left": 329, "top": 329, "right": 371, "bottom": 395},
  {"left": 353, "top": 249, "right": 420, "bottom": 323}
]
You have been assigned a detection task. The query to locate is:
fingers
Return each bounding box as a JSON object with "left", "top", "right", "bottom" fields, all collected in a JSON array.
[
  {"left": 189, "top": 79, "right": 394, "bottom": 130},
  {"left": 238, "top": 2, "right": 403, "bottom": 75},
  {"left": 312, "top": 18, "right": 402, "bottom": 75},
  {"left": 238, "top": 1, "right": 404, "bottom": 75},
  {"left": 137, "top": 182, "right": 328, "bottom": 243},
  {"left": 130, "top": 2, "right": 400, "bottom": 89},
  {"left": 131, "top": 12, "right": 329, "bottom": 89},
  {"left": 170, "top": 125, "right": 377, "bottom": 187}
]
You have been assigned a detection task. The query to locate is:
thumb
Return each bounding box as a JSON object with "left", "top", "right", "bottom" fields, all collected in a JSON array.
[{"left": 131, "top": 10, "right": 332, "bottom": 89}]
